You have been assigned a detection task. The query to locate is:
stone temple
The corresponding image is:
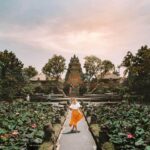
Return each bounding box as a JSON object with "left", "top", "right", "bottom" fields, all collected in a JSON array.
[{"left": 65, "top": 55, "right": 83, "bottom": 95}]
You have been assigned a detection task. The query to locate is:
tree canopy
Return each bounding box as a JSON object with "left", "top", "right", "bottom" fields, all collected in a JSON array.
[
  {"left": 0, "top": 50, "right": 25, "bottom": 99},
  {"left": 23, "top": 66, "right": 38, "bottom": 79},
  {"left": 121, "top": 45, "right": 150, "bottom": 101},
  {"left": 84, "top": 56, "right": 115, "bottom": 82},
  {"left": 102, "top": 60, "right": 115, "bottom": 75},
  {"left": 84, "top": 56, "right": 102, "bottom": 82},
  {"left": 42, "top": 55, "right": 66, "bottom": 81}
]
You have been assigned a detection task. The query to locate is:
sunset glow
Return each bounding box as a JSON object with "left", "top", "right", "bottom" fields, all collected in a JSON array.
[{"left": 0, "top": 0, "right": 150, "bottom": 72}]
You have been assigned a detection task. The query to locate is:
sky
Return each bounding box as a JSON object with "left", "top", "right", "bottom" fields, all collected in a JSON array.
[{"left": 0, "top": 0, "right": 150, "bottom": 75}]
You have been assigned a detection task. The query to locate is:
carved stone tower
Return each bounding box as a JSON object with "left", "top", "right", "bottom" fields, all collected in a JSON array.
[{"left": 65, "top": 55, "right": 83, "bottom": 96}]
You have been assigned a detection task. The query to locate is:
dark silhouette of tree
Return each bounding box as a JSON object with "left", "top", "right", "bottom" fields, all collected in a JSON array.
[
  {"left": 0, "top": 50, "right": 25, "bottom": 99},
  {"left": 121, "top": 45, "right": 150, "bottom": 101},
  {"left": 101, "top": 60, "right": 115, "bottom": 75},
  {"left": 121, "top": 51, "right": 134, "bottom": 77},
  {"left": 23, "top": 66, "right": 38, "bottom": 79}
]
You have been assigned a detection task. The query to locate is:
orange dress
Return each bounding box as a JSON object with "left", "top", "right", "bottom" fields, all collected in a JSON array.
[{"left": 69, "top": 103, "right": 83, "bottom": 127}]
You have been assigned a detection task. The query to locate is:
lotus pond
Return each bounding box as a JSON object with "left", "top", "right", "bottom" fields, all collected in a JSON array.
[
  {"left": 0, "top": 101, "right": 66, "bottom": 150},
  {"left": 84, "top": 102, "right": 150, "bottom": 150}
]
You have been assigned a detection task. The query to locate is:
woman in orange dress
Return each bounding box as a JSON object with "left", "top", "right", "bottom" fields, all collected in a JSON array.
[{"left": 69, "top": 98, "right": 83, "bottom": 132}]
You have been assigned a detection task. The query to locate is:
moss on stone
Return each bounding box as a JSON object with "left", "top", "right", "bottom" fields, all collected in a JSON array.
[
  {"left": 39, "top": 142, "right": 53, "bottom": 150},
  {"left": 102, "top": 142, "right": 115, "bottom": 150},
  {"left": 90, "top": 124, "right": 101, "bottom": 137}
]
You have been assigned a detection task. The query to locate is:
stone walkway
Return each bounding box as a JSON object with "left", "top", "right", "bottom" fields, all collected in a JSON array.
[{"left": 57, "top": 111, "right": 97, "bottom": 150}]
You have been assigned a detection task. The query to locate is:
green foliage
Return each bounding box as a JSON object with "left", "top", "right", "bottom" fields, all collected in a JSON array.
[
  {"left": 0, "top": 60, "right": 4, "bottom": 77},
  {"left": 84, "top": 56, "right": 102, "bottom": 82},
  {"left": 0, "top": 50, "right": 25, "bottom": 100},
  {"left": 121, "top": 51, "right": 134, "bottom": 76},
  {"left": 93, "top": 103, "right": 150, "bottom": 150},
  {"left": 84, "top": 56, "right": 116, "bottom": 82},
  {"left": 121, "top": 45, "right": 150, "bottom": 101},
  {"left": 0, "top": 101, "right": 64, "bottom": 149},
  {"left": 83, "top": 56, "right": 116, "bottom": 94},
  {"left": 22, "top": 83, "right": 40, "bottom": 95},
  {"left": 102, "top": 60, "right": 115, "bottom": 75},
  {"left": 145, "top": 146, "right": 150, "bottom": 150},
  {"left": 23, "top": 66, "right": 38, "bottom": 79},
  {"left": 42, "top": 55, "right": 66, "bottom": 81}
]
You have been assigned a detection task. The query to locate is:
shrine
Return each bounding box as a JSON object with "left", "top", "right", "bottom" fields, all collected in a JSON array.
[{"left": 65, "top": 55, "right": 83, "bottom": 95}]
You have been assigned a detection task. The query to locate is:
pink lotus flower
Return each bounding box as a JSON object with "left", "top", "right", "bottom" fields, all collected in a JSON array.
[
  {"left": 31, "top": 123, "right": 37, "bottom": 128},
  {"left": 127, "top": 133, "right": 134, "bottom": 139},
  {"left": 0, "top": 134, "right": 10, "bottom": 139},
  {"left": 0, "top": 135, "right": 5, "bottom": 138},
  {"left": 12, "top": 130, "right": 19, "bottom": 136}
]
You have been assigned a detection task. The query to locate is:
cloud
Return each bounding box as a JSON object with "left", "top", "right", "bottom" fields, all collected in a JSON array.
[{"left": 0, "top": 0, "right": 150, "bottom": 72}]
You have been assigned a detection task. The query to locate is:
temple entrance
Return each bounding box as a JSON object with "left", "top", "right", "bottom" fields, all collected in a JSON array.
[
  {"left": 65, "top": 55, "right": 83, "bottom": 96},
  {"left": 69, "top": 85, "right": 79, "bottom": 96}
]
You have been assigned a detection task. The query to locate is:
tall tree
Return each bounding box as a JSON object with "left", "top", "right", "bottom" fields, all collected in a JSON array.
[
  {"left": 121, "top": 45, "right": 150, "bottom": 101},
  {"left": 83, "top": 56, "right": 102, "bottom": 93},
  {"left": 23, "top": 66, "right": 38, "bottom": 79},
  {"left": 84, "top": 56, "right": 102, "bottom": 82},
  {"left": 43, "top": 55, "right": 66, "bottom": 81},
  {"left": 42, "top": 55, "right": 66, "bottom": 96},
  {"left": 0, "top": 50, "right": 25, "bottom": 99}
]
